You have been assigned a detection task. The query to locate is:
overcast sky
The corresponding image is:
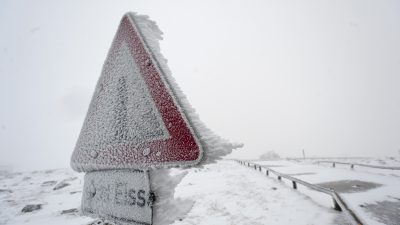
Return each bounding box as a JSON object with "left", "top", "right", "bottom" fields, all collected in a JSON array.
[{"left": 1, "top": 0, "right": 400, "bottom": 171}]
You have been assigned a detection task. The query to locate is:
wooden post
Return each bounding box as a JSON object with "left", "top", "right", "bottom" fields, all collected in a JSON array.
[
  {"left": 292, "top": 181, "right": 297, "bottom": 189},
  {"left": 259, "top": 166, "right": 262, "bottom": 171},
  {"left": 332, "top": 162, "right": 335, "bottom": 168},
  {"left": 351, "top": 164, "right": 354, "bottom": 169},
  {"left": 266, "top": 170, "right": 269, "bottom": 176}
]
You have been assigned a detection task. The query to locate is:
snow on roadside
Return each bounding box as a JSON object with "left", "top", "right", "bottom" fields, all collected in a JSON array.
[
  {"left": 1, "top": 161, "right": 346, "bottom": 225},
  {"left": 254, "top": 159, "right": 400, "bottom": 225},
  {"left": 171, "top": 160, "right": 345, "bottom": 225}
]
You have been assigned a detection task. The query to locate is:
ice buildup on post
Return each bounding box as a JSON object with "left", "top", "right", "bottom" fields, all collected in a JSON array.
[{"left": 70, "top": 12, "right": 242, "bottom": 225}]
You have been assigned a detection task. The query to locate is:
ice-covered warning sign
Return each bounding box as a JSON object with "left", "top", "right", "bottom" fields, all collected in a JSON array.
[
  {"left": 71, "top": 13, "right": 203, "bottom": 172},
  {"left": 71, "top": 12, "right": 241, "bottom": 225}
]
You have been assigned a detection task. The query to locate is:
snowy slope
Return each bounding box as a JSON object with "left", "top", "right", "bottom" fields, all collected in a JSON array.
[
  {"left": 0, "top": 168, "right": 92, "bottom": 225},
  {"left": 0, "top": 160, "right": 347, "bottom": 225}
]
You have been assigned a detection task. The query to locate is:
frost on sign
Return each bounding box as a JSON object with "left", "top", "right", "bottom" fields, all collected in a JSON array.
[
  {"left": 71, "top": 13, "right": 203, "bottom": 172},
  {"left": 82, "top": 170, "right": 153, "bottom": 225},
  {"left": 82, "top": 42, "right": 170, "bottom": 147}
]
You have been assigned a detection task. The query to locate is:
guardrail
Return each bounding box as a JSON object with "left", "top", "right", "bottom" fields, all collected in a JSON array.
[
  {"left": 234, "top": 160, "right": 363, "bottom": 225},
  {"left": 317, "top": 160, "right": 400, "bottom": 170}
]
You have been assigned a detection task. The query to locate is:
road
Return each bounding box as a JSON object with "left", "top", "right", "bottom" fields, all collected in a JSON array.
[{"left": 253, "top": 160, "right": 400, "bottom": 225}]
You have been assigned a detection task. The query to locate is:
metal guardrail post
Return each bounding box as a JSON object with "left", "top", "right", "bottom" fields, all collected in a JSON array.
[
  {"left": 333, "top": 162, "right": 335, "bottom": 168},
  {"left": 292, "top": 181, "right": 297, "bottom": 189},
  {"left": 333, "top": 198, "right": 342, "bottom": 211},
  {"left": 266, "top": 170, "right": 269, "bottom": 176},
  {"left": 351, "top": 164, "right": 354, "bottom": 169}
]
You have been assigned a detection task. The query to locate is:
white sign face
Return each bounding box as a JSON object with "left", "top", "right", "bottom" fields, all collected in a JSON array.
[
  {"left": 79, "top": 41, "right": 170, "bottom": 149},
  {"left": 82, "top": 170, "right": 153, "bottom": 225}
]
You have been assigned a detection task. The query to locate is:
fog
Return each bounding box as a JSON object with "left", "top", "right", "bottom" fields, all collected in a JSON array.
[{"left": 1, "top": 0, "right": 399, "bottom": 171}]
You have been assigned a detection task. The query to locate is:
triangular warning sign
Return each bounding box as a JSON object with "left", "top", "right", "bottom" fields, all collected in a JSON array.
[{"left": 71, "top": 13, "right": 203, "bottom": 172}]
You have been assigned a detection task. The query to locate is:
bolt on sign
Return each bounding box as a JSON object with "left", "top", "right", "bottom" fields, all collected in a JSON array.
[{"left": 70, "top": 12, "right": 204, "bottom": 225}]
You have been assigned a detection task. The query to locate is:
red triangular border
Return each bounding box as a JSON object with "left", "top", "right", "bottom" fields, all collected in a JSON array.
[{"left": 71, "top": 14, "right": 203, "bottom": 171}]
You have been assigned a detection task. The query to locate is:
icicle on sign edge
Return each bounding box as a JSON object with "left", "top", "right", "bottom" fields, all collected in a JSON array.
[{"left": 71, "top": 13, "right": 204, "bottom": 172}]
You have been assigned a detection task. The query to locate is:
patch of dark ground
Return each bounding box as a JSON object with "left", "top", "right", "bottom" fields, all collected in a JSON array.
[
  {"left": 53, "top": 181, "right": 70, "bottom": 190},
  {"left": 60, "top": 208, "right": 78, "bottom": 215},
  {"left": 41, "top": 180, "right": 57, "bottom": 186},
  {"left": 0, "top": 189, "right": 12, "bottom": 193},
  {"left": 360, "top": 199, "right": 400, "bottom": 225},
  {"left": 316, "top": 180, "right": 382, "bottom": 193},
  {"left": 21, "top": 204, "right": 42, "bottom": 213}
]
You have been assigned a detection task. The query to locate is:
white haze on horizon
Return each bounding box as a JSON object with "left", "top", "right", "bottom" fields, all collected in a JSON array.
[{"left": 0, "top": 0, "right": 399, "bottom": 171}]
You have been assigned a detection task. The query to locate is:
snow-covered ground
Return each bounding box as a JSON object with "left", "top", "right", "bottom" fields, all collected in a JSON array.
[
  {"left": 0, "top": 168, "right": 91, "bottom": 225},
  {"left": 1, "top": 160, "right": 349, "bottom": 225},
  {"left": 253, "top": 159, "right": 400, "bottom": 225}
]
